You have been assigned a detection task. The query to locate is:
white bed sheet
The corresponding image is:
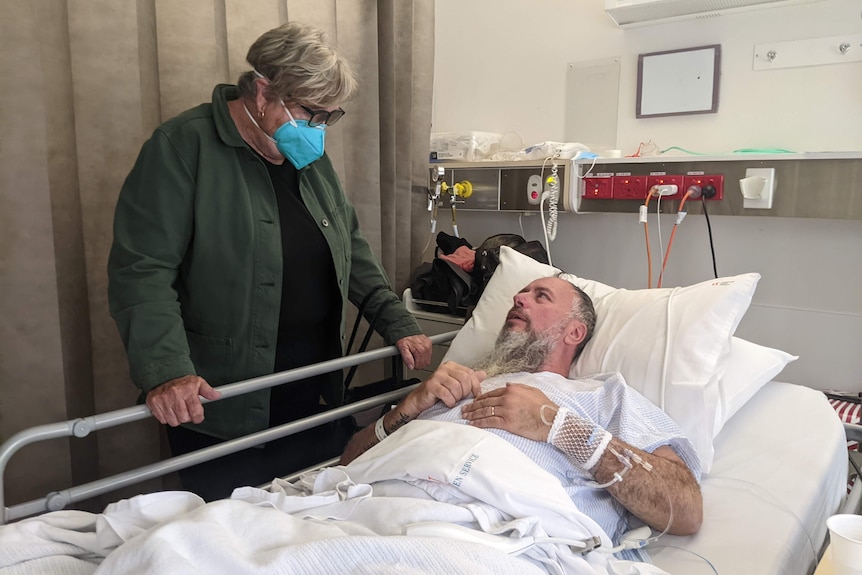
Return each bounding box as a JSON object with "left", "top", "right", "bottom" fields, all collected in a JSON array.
[{"left": 650, "top": 381, "right": 847, "bottom": 575}]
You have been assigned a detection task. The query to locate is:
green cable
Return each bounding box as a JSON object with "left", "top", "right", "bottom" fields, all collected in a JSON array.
[
  {"left": 660, "top": 146, "right": 797, "bottom": 155},
  {"left": 660, "top": 146, "right": 708, "bottom": 155},
  {"left": 731, "top": 148, "right": 796, "bottom": 154}
]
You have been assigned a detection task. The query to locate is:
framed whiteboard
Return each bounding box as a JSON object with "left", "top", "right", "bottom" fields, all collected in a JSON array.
[{"left": 636, "top": 45, "right": 720, "bottom": 118}]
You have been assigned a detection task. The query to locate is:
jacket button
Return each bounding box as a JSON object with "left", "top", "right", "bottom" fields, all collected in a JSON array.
[
  {"left": 339, "top": 278, "right": 344, "bottom": 285},
  {"left": 321, "top": 219, "right": 329, "bottom": 227}
]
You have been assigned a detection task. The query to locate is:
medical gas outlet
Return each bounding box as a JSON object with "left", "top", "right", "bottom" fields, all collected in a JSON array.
[
  {"left": 428, "top": 161, "right": 575, "bottom": 213},
  {"left": 527, "top": 174, "right": 543, "bottom": 205},
  {"left": 441, "top": 180, "right": 473, "bottom": 199}
]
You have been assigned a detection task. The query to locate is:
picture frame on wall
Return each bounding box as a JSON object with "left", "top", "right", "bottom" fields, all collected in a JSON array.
[{"left": 636, "top": 44, "right": 721, "bottom": 118}]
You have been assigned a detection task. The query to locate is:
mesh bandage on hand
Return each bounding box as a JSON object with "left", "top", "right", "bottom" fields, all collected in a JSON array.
[{"left": 546, "top": 407, "right": 612, "bottom": 472}]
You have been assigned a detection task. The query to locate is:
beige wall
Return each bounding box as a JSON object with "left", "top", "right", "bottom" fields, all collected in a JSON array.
[
  {"left": 433, "top": 0, "right": 862, "bottom": 153},
  {"left": 432, "top": 0, "right": 862, "bottom": 391}
]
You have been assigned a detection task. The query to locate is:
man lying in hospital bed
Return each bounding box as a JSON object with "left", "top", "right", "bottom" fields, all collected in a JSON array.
[
  {"left": 340, "top": 275, "right": 703, "bottom": 548},
  {"left": 0, "top": 273, "right": 703, "bottom": 575}
]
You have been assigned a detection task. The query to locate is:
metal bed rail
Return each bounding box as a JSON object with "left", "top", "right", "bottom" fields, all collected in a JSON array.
[
  {"left": 0, "top": 330, "right": 461, "bottom": 525},
  {"left": 839, "top": 421, "right": 862, "bottom": 515}
]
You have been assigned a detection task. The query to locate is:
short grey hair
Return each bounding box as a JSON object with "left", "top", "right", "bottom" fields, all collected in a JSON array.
[
  {"left": 237, "top": 22, "right": 358, "bottom": 107},
  {"left": 555, "top": 272, "right": 596, "bottom": 360}
]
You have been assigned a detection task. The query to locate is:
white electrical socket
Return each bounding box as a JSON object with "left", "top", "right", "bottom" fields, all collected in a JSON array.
[{"left": 741, "top": 168, "right": 775, "bottom": 209}]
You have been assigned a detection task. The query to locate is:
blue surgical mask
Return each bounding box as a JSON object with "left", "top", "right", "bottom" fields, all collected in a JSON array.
[
  {"left": 271, "top": 103, "right": 326, "bottom": 169},
  {"left": 243, "top": 100, "right": 326, "bottom": 169}
]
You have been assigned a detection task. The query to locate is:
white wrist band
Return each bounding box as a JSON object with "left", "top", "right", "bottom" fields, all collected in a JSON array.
[
  {"left": 547, "top": 406, "right": 570, "bottom": 444},
  {"left": 583, "top": 429, "right": 613, "bottom": 471},
  {"left": 374, "top": 416, "right": 388, "bottom": 442}
]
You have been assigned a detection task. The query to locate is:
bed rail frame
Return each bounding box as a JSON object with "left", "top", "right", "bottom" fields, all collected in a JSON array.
[
  {"left": 0, "top": 330, "right": 460, "bottom": 525},
  {"left": 840, "top": 422, "right": 862, "bottom": 515},
  {"left": 4, "top": 336, "right": 860, "bottom": 529}
]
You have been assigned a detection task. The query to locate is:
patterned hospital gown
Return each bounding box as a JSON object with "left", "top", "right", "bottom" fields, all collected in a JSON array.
[{"left": 418, "top": 371, "right": 702, "bottom": 547}]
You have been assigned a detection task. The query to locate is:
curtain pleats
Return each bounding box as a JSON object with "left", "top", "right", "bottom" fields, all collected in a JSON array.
[{"left": 0, "top": 0, "right": 433, "bottom": 509}]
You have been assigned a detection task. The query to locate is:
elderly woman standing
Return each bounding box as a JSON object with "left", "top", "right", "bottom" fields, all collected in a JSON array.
[{"left": 108, "top": 22, "right": 432, "bottom": 500}]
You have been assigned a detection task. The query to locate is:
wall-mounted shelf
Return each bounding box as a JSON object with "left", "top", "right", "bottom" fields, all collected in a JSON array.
[
  {"left": 573, "top": 151, "right": 862, "bottom": 165},
  {"left": 428, "top": 160, "right": 578, "bottom": 213},
  {"left": 573, "top": 152, "right": 862, "bottom": 219},
  {"left": 428, "top": 153, "right": 862, "bottom": 219}
]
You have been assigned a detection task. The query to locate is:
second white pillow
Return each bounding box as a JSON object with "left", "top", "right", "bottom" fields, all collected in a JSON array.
[{"left": 443, "top": 246, "right": 761, "bottom": 471}]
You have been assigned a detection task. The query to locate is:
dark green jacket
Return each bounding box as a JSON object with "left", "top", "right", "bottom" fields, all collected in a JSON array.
[{"left": 108, "top": 84, "right": 421, "bottom": 439}]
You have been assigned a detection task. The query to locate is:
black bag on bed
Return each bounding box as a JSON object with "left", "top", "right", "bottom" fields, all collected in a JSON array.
[
  {"left": 473, "top": 233, "right": 549, "bottom": 297},
  {"left": 409, "top": 258, "right": 477, "bottom": 316},
  {"left": 410, "top": 232, "right": 550, "bottom": 317},
  {"left": 409, "top": 232, "right": 479, "bottom": 316}
]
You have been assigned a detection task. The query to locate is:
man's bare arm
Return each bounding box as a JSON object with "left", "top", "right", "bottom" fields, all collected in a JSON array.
[
  {"left": 462, "top": 383, "right": 702, "bottom": 535},
  {"left": 592, "top": 442, "right": 702, "bottom": 535}
]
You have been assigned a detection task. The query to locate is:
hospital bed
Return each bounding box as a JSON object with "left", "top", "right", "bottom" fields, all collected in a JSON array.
[
  {"left": 1, "top": 253, "right": 859, "bottom": 574},
  {"left": 0, "top": 339, "right": 858, "bottom": 574}
]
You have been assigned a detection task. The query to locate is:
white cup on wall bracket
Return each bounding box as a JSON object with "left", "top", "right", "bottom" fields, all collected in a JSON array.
[
  {"left": 740, "top": 176, "right": 766, "bottom": 197},
  {"left": 740, "top": 168, "right": 775, "bottom": 209}
]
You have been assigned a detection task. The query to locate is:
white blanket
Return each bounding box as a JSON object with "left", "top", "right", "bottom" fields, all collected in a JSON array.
[
  {"left": 1, "top": 421, "right": 669, "bottom": 575},
  {"left": 0, "top": 492, "right": 203, "bottom": 575}
]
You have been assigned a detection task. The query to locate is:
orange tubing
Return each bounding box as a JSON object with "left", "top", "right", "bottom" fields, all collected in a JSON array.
[{"left": 656, "top": 191, "right": 694, "bottom": 288}]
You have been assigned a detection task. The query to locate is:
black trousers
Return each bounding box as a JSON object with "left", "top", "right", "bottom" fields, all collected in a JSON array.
[{"left": 166, "top": 378, "right": 353, "bottom": 502}]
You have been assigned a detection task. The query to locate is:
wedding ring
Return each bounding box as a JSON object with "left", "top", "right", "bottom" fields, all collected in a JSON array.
[{"left": 491, "top": 406, "right": 495, "bottom": 417}]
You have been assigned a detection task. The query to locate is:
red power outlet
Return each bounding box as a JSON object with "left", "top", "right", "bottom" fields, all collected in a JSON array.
[
  {"left": 682, "top": 174, "right": 724, "bottom": 201},
  {"left": 583, "top": 176, "right": 614, "bottom": 199},
  {"left": 646, "top": 174, "right": 685, "bottom": 200},
  {"left": 613, "top": 175, "right": 648, "bottom": 200}
]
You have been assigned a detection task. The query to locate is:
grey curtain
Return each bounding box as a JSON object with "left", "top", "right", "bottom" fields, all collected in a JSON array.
[{"left": 0, "top": 0, "right": 434, "bottom": 509}]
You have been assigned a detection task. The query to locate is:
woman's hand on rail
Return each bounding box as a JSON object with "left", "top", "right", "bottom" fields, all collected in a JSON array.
[
  {"left": 395, "top": 334, "right": 433, "bottom": 370},
  {"left": 146, "top": 375, "right": 222, "bottom": 426}
]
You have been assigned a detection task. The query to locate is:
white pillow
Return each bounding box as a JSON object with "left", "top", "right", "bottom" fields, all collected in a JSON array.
[
  {"left": 442, "top": 245, "right": 761, "bottom": 472},
  {"left": 714, "top": 337, "right": 797, "bottom": 437}
]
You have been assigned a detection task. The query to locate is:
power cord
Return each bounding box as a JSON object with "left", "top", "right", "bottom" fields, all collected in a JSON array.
[
  {"left": 640, "top": 186, "right": 659, "bottom": 288},
  {"left": 701, "top": 197, "right": 719, "bottom": 278},
  {"left": 656, "top": 194, "right": 665, "bottom": 286},
  {"left": 575, "top": 154, "right": 598, "bottom": 180},
  {"left": 649, "top": 545, "right": 719, "bottom": 574},
  {"left": 657, "top": 185, "right": 699, "bottom": 288},
  {"left": 539, "top": 153, "right": 561, "bottom": 266},
  {"left": 707, "top": 476, "right": 818, "bottom": 567}
]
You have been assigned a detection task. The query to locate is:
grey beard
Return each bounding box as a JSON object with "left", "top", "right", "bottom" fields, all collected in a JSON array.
[{"left": 473, "top": 328, "right": 556, "bottom": 378}]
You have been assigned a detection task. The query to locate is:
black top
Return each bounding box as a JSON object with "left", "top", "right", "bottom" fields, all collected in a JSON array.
[{"left": 260, "top": 156, "right": 341, "bottom": 418}]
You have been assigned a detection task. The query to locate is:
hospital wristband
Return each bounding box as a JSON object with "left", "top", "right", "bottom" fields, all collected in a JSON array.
[
  {"left": 546, "top": 406, "right": 571, "bottom": 444},
  {"left": 583, "top": 428, "right": 613, "bottom": 471},
  {"left": 374, "top": 415, "right": 389, "bottom": 442}
]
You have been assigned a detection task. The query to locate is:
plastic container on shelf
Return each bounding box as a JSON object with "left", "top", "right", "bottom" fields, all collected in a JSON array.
[{"left": 430, "top": 131, "right": 503, "bottom": 162}]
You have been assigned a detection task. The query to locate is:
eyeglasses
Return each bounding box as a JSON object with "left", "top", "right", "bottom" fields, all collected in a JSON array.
[{"left": 299, "top": 105, "right": 346, "bottom": 127}]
